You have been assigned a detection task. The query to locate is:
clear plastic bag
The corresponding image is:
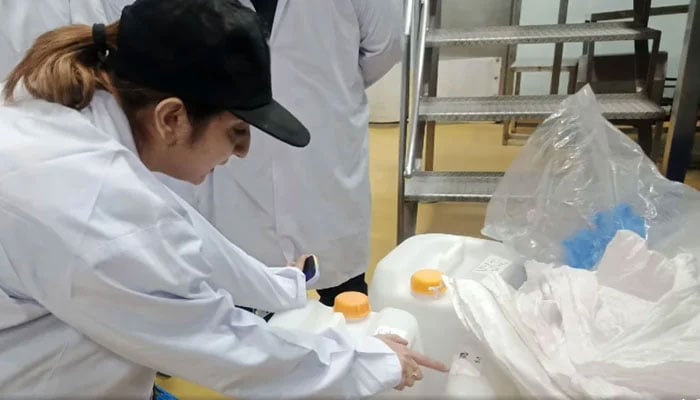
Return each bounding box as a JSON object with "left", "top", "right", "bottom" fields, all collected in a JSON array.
[{"left": 482, "top": 85, "right": 700, "bottom": 267}]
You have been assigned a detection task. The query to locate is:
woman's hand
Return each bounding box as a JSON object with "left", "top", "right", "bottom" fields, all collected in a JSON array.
[
  {"left": 289, "top": 254, "right": 310, "bottom": 272},
  {"left": 375, "top": 334, "right": 450, "bottom": 391},
  {"left": 289, "top": 254, "right": 319, "bottom": 284}
]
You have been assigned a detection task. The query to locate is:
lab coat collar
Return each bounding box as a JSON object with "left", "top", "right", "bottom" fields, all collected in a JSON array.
[
  {"left": 1, "top": 84, "right": 137, "bottom": 157},
  {"left": 82, "top": 91, "right": 138, "bottom": 155},
  {"left": 269, "top": 0, "right": 288, "bottom": 42}
]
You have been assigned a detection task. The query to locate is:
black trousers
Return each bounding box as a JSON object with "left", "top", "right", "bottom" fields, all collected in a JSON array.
[
  {"left": 317, "top": 273, "right": 368, "bottom": 307},
  {"left": 235, "top": 273, "right": 367, "bottom": 320}
]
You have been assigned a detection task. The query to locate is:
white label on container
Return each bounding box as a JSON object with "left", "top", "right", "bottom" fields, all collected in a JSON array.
[
  {"left": 474, "top": 255, "right": 512, "bottom": 274},
  {"left": 374, "top": 326, "right": 408, "bottom": 341},
  {"left": 450, "top": 351, "right": 483, "bottom": 377}
]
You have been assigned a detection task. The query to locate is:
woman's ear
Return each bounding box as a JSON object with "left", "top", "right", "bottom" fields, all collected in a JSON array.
[{"left": 153, "top": 98, "right": 191, "bottom": 146}]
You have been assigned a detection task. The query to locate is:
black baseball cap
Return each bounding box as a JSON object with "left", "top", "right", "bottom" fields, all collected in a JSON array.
[{"left": 111, "top": 0, "right": 309, "bottom": 147}]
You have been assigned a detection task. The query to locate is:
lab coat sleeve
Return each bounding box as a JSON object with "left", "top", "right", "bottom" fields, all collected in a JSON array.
[
  {"left": 21, "top": 218, "right": 402, "bottom": 399},
  {"left": 155, "top": 178, "right": 307, "bottom": 312},
  {"left": 184, "top": 198, "right": 308, "bottom": 312},
  {"left": 352, "top": 0, "right": 403, "bottom": 87}
]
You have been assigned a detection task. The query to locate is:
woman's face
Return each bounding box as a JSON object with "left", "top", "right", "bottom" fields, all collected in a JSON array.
[
  {"left": 140, "top": 99, "right": 251, "bottom": 184},
  {"left": 178, "top": 112, "right": 251, "bottom": 184}
]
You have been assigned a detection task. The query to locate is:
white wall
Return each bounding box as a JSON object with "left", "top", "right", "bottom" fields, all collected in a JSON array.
[{"left": 517, "top": 0, "right": 688, "bottom": 95}]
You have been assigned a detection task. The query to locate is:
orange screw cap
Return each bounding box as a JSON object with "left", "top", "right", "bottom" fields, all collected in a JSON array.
[
  {"left": 334, "top": 291, "right": 372, "bottom": 320},
  {"left": 411, "top": 269, "right": 447, "bottom": 297}
]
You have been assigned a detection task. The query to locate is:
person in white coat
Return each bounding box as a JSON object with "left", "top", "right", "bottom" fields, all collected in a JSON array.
[
  {"left": 0, "top": 0, "right": 132, "bottom": 78},
  {"left": 0, "top": 0, "right": 447, "bottom": 398},
  {"left": 173, "top": 0, "right": 404, "bottom": 307}
]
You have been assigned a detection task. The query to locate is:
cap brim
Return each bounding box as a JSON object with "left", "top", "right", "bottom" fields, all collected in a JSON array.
[{"left": 231, "top": 100, "right": 310, "bottom": 148}]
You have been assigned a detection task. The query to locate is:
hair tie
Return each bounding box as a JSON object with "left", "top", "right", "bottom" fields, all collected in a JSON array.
[{"left": 92, "top": 23, "right": 109, "bottom": 64}]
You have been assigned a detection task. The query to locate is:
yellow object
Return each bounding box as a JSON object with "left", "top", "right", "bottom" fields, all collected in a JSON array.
[
  {"left": 156, "top": 377, "right": 227, "bottom": 400},
  {"left": 411, "top": 269, "right": 447, "bottom": 297},
  {"left": 334, "top": 292, "right": 372, "bottom": 320}
]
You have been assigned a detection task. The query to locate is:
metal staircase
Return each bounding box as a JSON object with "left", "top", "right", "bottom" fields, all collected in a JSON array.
[{"left": 397, "top": 0, "right": 667, "bottom": 243}]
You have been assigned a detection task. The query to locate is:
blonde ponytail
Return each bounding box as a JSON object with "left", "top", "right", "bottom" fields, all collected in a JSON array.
[
  {"left": 3, "top": 21, "right": 224, "bottom": 147},
  {"left": 3, "top": 22, "right": 119, "bottom": 110}
]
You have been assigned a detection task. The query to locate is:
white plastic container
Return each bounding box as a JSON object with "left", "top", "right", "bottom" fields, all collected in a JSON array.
[
  {"left": 369, "top": 234, "right": 524, "bottom": 396},
  {"left": 267, "top": 292, "right": 425, "bottom": 398},
  {"left": 445, "top": 351, "right": 500, "bottom": 399}
]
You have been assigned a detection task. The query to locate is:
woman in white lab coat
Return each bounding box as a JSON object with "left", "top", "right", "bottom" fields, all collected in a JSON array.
[
  {"left": 3, "top": 0, "right": 401, "bottom": 308},
  {"left": 98, "top": 0, "right": 397, "bottom": 313},
  {"left": 0, "top": 0, "right": 132, "bottom": 78},
  {"left": 0, "top": 0, "right": 446, "bottom": 398},
  {"left": 181, "top": 0, "right": 405, "bottom": 307}
]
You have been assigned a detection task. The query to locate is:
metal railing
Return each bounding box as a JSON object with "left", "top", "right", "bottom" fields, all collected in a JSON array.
[{"left": 405, "top": 0, "right": 429, "bottom": 177}]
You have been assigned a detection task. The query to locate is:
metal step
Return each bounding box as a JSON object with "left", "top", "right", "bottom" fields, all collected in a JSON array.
[
  {"left": 510, "top": 56, "right": 579, "bottom": 71},
  {"left": 404, "top": 172, "right": 503, "bottom": 202},
  {"left": 427, "top": 22, "right": 660, "bottom": 47},
  {"left": 419, "top": 94, "right": 665, "bottom": 122}
]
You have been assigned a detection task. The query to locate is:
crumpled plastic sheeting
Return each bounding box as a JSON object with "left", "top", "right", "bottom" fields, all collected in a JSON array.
[
  {"left": 482, "top": 85, "right": 700, "bottom": 266},
  {"left": 448, "top": 230, "right": 700, "bottom": 399}
]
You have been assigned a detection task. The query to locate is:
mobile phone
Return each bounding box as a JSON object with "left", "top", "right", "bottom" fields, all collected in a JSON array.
[{"left": 302, "top": 255, "right": 318, "bottom": 282}]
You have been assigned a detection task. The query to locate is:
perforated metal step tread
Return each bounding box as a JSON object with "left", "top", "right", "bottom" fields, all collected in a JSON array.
[
  {"left": 427, "top": 22, "right": 660, "bottom": 47},
  {"left": 404, "top": 172, "right": 503, "bottom": 202},
  {"left": 419, "top": 94, "right": 665, "bottom": 122},
  {"left": 510, "top": 57, "right": 579, "bottom": 71}
]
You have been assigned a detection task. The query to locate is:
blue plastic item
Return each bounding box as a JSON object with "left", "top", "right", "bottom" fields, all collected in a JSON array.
[
  {"left": 563, "top": 204, "right": 647, "bottom": 270},
  {"left": 153, "top": 385, "right": 179, "bottom": 400}
]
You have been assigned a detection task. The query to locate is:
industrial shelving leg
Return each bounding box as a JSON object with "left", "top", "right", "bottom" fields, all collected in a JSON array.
[
  {"left": 501, "top": 0, "right": 522, "bottom": 144},
  {"left": 500, "top": 0, "right": 522, "bottom": 97},
  {"left": 396, "top": 0, "right": 414, "bottom": 243},
  {"left": 663, "top": 0, "right": 700, "bottom": 182},
  {"left": 398, "top": 0, "right": 427, "bottom": 244},
  {"left": 550, "top": 0, "right": 569, "bottom": 94},
  {"left": 633, "top": 0, "right": 652, "bottom": 93}
]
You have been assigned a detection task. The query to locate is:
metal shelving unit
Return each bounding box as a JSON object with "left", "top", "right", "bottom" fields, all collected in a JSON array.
[
  {"left": 426, "top": 22, "right": 660, "bottom": 46},
  {"left": 404, "top": 172, "right": 503, "bottom": 203},
  {"left": 397, "top": 0, "right": 666, "bottom": 243},
  {"left": 419, "top": 94, "right": 664, "bottom": 121}
]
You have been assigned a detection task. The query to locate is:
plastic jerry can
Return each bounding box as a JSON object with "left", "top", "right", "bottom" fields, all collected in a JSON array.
[
  {"left": 267, "top": 292, "right": 426, "bottom": 398},
  {"left": 445, "top": 351, "right": 502, "bottom": 399},
  {"left": 369, "top": 234, "right": 524, "bottom": 396}
]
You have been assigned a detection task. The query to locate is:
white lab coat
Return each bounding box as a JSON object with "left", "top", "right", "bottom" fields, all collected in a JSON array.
[
  {"left": 178, "top": 0, "right": 404, "bottom": 289},
  {"left": 1, "top": 0, "right": 403, "bottom": 289},
  {"left": 0, "top": 0, "right": 132, "bottom": 79},
  {"left": 0, "top": 87, "right": 401, "bottom": 398}
]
